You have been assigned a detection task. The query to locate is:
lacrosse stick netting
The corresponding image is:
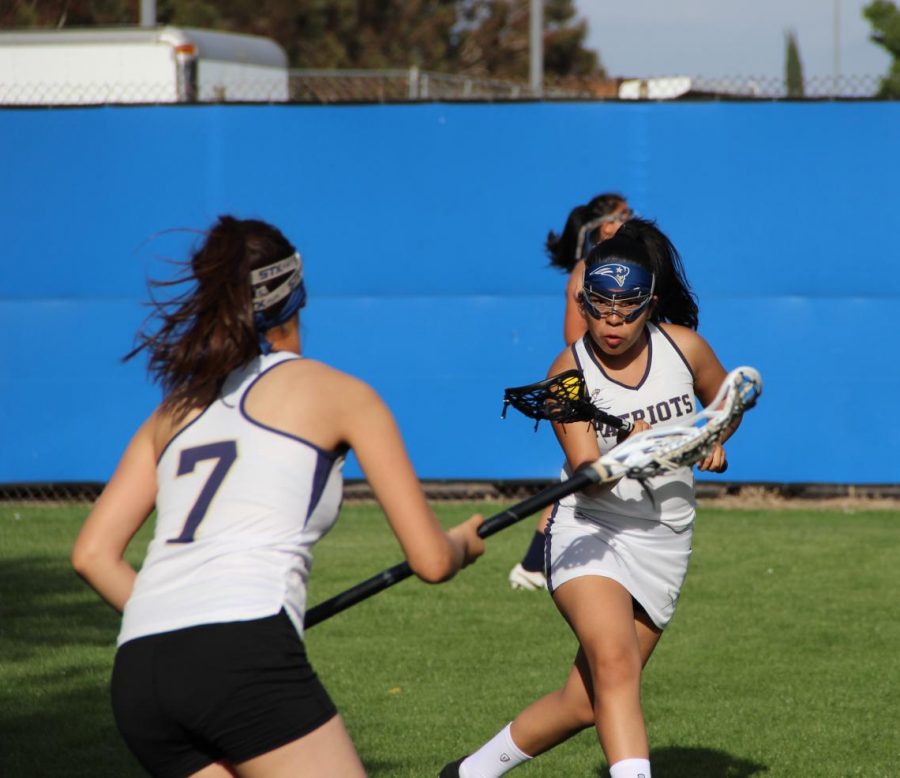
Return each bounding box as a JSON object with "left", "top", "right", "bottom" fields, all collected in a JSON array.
[{"left": 502, "top": 369, "right": 633, "bottom": 432}]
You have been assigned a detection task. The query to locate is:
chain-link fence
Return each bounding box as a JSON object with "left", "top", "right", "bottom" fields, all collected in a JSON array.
[
  {"left": 2, "top": 480, "right": 900, "bottom": 505},
  {"left": 291, "top": 70, "right": 887, "bottom": 102},
  {"left": 0, "top": 78, "right": 289, "bottom": 105},
  {"left": 0, "top": 480, "right": 542, "bottom": 504},
  {"left": 0, "top": 69, "right": 890, "bottom": 105}
]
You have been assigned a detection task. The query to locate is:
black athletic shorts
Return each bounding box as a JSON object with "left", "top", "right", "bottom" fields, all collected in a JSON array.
[{"left": 111, "top": 609, "right": 337, "bottom": 778}]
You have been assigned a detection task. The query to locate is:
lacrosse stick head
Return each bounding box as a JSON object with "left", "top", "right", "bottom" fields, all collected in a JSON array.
[
  {"left": 599, "top": 366, "right": 763, "bottom": 479},
  {"left": 503, "top": 370, "right": 632, "bottom": 432},
  {"left": 502, "top": 370, "right": 596, "bottom": 429}
]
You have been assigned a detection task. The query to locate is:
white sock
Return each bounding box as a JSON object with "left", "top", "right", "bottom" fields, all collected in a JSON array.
[
  {"left": 609, "top": 757, "right": 651, "bottom": 778},
  {"left": 459, "top": 723, "right": 531, "bottom": 778}
]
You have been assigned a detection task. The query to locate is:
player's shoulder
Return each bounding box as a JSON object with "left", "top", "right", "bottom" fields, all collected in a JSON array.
[
  {"left": 276, "top": 357, "right": 368, "bottom": 389},
  {"left": 657, "top": 322, "right": 708, "bottom": 351},
  {"left": 548, "top": 342, "right": 579, "bottom": 376},
  {"left": 276, "top": 357, "right": 382, "bottom": 406},
  {"left": 656, "top": 322, "right": 718, "bottom": 374}
]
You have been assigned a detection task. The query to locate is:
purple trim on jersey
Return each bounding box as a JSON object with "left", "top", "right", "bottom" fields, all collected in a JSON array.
[
  {"left": 654, "top": 323, "right": 696, "bottom": 382},
  {"left": 239, "top": 358, "right": 343, "bottom": 462},
  {"left": 584, "top": 327, "right": 653, "bottom": 391},
  {"left": 305, "top": 451, "right": 336, "bottom": 527},
  {"left": 156, "top": 404, "right": 215, "bottom": 466},
  {"left": 571, "top": 339, "right": 586, "bottom": 372},
  {"left": 544, "top": 502, "right": 559, "bottom": 595}
]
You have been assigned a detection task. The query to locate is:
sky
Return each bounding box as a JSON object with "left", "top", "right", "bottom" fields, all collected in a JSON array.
[{"left": 574, "top": 0, "right": 891, "bottom": 81}]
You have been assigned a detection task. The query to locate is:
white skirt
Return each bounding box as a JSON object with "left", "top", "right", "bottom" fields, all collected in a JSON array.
[{"left": 546, "top": 504, "right": 693, "bottom": 629}]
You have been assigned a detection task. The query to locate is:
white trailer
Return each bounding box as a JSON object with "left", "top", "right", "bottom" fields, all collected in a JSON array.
[{"left": 0, "top": 26, "right": 289, "bottom": 105}]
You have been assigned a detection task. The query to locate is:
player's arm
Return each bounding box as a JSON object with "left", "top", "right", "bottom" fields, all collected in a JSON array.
[
  {"left": 71, "top": 412, "right": 159, "bottom": 611},
  {"left": 547, "top": 347, "right": 601, "bottom": 470},
  {"left": 563, "top": 261, "right": 588, "bottom": 345},
  {"left": 663, "top": 324, "right": 731, "bottom": 472},
  {"left": 329, "top": 370, "right": 484, "bottom": 583},
  {"left": 544, "top": 348, "right": 652, "bottom": 498},
  {"left": 547, "top": 347, "right": 651, "bottom": 494}
]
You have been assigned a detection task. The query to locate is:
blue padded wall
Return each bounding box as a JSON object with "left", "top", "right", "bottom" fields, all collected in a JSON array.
[{"left": 1, "top": 101, "right": 898, "bottom": 483}]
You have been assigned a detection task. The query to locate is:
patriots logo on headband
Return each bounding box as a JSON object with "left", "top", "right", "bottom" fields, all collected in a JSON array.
[{"left": 591, "top": 263, "right": 630, "bottom": 288}]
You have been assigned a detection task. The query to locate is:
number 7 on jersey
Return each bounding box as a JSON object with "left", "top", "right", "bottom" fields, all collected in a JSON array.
[{"left": 168, "top": 441, "right": 238, "bottom": 544}]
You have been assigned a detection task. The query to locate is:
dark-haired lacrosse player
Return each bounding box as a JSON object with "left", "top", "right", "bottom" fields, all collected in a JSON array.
[
  {"left": 72, "top": 215, "right": 485, "bottom": 778},
  {"left": 509, "top": 192, "right": 633, "bottom": 591},
  {"left": 442, "top": 218, "right": 734, "bottom": 778}
]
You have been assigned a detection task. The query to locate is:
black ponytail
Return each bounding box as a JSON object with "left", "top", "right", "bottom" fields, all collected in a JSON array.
[{"left": 546, "top": 193, "right": 627, "bottom": 273}]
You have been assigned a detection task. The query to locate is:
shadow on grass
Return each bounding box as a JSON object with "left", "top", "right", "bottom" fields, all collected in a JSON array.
[
  {"left": 0, "top": 685, "right": 145, "bottom": 778},
  {"left": 595, "top": 746, "right": 768, "bottom": 777},
  {"left": 0, "top": 556, "right": 121, "bottom": 654},
  {"left": 0, "top": 555, "right": 141, "bottom": 776}
]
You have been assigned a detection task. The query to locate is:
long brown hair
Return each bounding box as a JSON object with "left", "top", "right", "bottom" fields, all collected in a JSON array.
[{"left": 126, "top": 216, "right": 297, "bottom": 419}]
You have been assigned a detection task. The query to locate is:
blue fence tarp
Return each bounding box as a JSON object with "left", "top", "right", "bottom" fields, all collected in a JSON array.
[{"left": 1, "top": 101, "right": 898, "bottom": 483}]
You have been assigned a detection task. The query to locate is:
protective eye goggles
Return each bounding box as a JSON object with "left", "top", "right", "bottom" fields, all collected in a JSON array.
[
  {"left": 574, "top": 208, "right": 636, "bottom": 263},
  {"left": 581, "top": 290, "right": 653, "bottom": 322},
  {"left": 582, "top": 260, "right": 655, "bottom": 322}
]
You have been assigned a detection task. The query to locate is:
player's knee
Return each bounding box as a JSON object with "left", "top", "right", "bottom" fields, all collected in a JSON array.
[{"left": 586, "top": 645, "right": 642, "bottom": 691}]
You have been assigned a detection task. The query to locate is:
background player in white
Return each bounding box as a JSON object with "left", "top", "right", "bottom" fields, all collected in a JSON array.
[
  {"left": 509, "top": 192, "right": 633, "bottom": 591},
  {"left": 443, "top": 218, "right": 733, "bottom": 778},
  {"left": 72, "top": 215, "right": 485, "bottom": 778}
]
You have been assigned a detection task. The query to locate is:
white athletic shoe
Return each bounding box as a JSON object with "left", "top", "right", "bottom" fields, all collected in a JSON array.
[{"left": 508, "top": 563, "right": 547, "bottom": 591}]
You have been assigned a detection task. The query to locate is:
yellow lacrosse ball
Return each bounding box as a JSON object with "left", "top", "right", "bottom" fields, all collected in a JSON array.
[{"left": 560, "top": 374, "right": 581, "bottom": 400}]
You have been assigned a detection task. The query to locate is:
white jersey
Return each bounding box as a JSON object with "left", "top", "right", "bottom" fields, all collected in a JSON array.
[
  {"left": 118, "top": 352, "right": 345, "bottom": 646},
  {"left": 558, "top": 323, "right": 697, "bottom": 530}
]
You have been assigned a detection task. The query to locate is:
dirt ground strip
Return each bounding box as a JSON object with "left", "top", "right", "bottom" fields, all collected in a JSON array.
[{"left": 696, "top": 485, "right": 900, "bottom": 512}]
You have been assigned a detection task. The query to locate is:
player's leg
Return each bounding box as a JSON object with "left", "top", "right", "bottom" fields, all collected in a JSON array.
[
  {"left": 440, "top": 649, "right": 593, "bottom": 777},
  {"left": 234, "top": 715, "right": 365, "bottom": 778},
  {"left": 510, "top": 608, "right": 660, "bottom": 757},
  {"left": 507, "top": 647, "right": 595, "bottom": 751},
  {"left": 189, "top": 763, "right": 238, "bottom": 777},
  {"left": 444, "top": 604, "right": 661, "bottom": 777},
  {"left": 508, "top": 506, "right": 553, "bottom": 590},
  {"left": 553, "top": 575, "right": 660, "bottom": 769}
]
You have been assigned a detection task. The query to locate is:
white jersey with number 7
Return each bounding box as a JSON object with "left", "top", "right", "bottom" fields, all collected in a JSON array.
[{"left": 118, "top": 352, "right": 345, "bottom": 646}]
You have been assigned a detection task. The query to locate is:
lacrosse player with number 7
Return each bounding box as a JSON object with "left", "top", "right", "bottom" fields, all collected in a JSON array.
[
  {"left": 71, "top": 216, "right": 485, "bottom": 778},
  {"left": 441, "top": 218, "right": 740, "bottom": 778}
]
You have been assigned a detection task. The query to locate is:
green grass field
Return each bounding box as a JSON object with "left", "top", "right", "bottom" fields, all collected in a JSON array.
[{"left": 1, "top": 501, "right": 898, "bottom": 777}]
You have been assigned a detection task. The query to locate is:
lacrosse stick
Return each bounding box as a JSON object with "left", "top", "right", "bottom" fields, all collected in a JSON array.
[
  {"left": 304, "top": 366, "right": 762, "bottom": 630},
  {"left": 502, "top": 369, "right": 633, "bottom": 433}
]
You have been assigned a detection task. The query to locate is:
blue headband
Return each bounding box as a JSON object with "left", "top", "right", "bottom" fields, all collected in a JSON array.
[
  {"left": 251, "top": 252, "right": 307, "bottom": 355},
  {"left": 584, "top": 260, "right": 654, "bottom": 299},
  {"left": 582, "top": 260, "right": 655, "bottom": 323}
]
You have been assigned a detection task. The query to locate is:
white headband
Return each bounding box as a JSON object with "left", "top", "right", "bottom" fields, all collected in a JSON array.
[{"left": 250, "top": 252, "right": 303, "bottom": 312}]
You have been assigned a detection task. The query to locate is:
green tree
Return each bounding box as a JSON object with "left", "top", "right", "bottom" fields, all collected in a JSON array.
[
  {"left": 155, "top": 0, "right": 464, "bottom": 70},
  {"left": 1, "top": 0, "right": 133, "bottom": 27},
  {"left": 457, "top": 0, "right": 603, "bottom": 79},
  {"left": 544, "top": 0, "right": 602, "bottom": 77},
  {"left": 1, "top": 0, "right": 604, "bottom": 79},
  {"left": 784, "top": 28, "right": 804, "bottom": 97},
  {"left": 864, "top": 0, "right": 900, "bottom": 97}
]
